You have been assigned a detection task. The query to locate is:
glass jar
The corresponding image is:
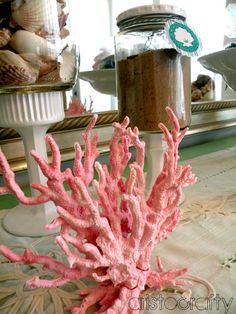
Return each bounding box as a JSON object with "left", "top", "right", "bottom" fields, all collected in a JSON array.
[
  {"left": 115, "top": 4, "right": 191, "bottom": 132},
  {"left": 0, "top": 0, "right": 78, "bottom": 94}
]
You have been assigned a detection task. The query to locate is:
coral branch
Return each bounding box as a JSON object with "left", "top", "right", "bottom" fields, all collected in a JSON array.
[
  {"left": 0, "top": 106, "right": 196, "bottom": 313},
  {"left": 0, "top": 151, "right": 50, "bottom": 204}
]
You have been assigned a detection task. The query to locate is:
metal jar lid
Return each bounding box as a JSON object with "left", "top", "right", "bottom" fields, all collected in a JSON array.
[{"left": 117, "top": 4, "right": 186, "bottom": 27}]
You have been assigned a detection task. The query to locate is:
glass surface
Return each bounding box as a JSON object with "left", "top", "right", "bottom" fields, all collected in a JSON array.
[
  {"left": 0, "top": 0, "right": 78, "bottom": 94},
  {"left": 115, "top": 8, "right": 191, "bottom": 131},
  {"left": 117, "top": 49, "right": 190, "bottom": 131}
]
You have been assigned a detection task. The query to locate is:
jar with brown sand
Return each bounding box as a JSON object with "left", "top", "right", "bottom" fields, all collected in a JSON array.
[{"left": 115, "top": 5, "right": 200, "bottom": 132}]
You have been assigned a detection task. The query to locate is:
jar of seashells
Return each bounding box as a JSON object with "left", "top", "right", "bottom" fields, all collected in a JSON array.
[
  {"left": 115, "top": 5, "right": 201, "bottom": 132},
  {"left": 0, "top": 0, "right": 78, "bottom": 93}
]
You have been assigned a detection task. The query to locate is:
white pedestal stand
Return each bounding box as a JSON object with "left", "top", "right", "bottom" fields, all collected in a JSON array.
[
  {"left": 142, "top": 133, "right": 167, "bottom": 196},
  {"left": 143, "top": 133, "right": 185, "bottom": 203},
  {"left": 0, "top": 92, "right": 65, "bottom": 237}
]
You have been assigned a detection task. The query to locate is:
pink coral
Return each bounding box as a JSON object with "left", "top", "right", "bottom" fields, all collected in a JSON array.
[
  {"left": 65, "top": 95, "right": 93, "bottom": 116},
  {"left": 0, "top": 107, "right": 196, "bottom": 313}
]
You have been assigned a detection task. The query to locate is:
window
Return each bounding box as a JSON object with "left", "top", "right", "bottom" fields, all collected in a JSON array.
[{"left": 69, "top": 0, "right": 115, "bottom": 112}]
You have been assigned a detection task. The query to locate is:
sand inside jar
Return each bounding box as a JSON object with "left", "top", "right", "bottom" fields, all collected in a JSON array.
[{"left": 117, "top": 49, "right": 191, "bottom": 131}]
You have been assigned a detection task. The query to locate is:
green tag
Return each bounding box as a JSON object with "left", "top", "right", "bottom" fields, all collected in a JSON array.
[{"left": 166, "top": 20, "right": 201, "bottom": 56}]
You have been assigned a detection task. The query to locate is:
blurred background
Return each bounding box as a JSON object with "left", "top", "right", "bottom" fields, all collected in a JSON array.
[{"left": 68, "top": 0, "right": 235, "bottom": 113}]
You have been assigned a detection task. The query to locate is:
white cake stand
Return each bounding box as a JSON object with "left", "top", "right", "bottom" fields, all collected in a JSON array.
[{"left": 0, "top": 91, "right": 65, "bottom": 237}]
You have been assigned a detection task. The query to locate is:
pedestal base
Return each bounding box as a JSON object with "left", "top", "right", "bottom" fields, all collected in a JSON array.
[
  {"left": 2, "top": 203, "right": 59, "bottom": 237},
  {"left": 0, "top": 91, "right": 65, "bottom": 237}
]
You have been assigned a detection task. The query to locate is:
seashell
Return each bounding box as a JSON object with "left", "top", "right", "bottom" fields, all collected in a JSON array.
[
  {"left": 56, "top": 2, "right": 62, "bottom": 15},
  {"left": 10, "top": 30, "right": 58, "bottom": 60},
  {"left": 57, "top": 0, "right": 66, "bottom": 4},
  {"left": 0, "top": 28, "right": 11, "bottom": 48},
  {"left": 0, "top": 50, "right": 39, "bottom": 85},
  {"left": 60, "top": 27, "right": 69, "bottom": 39},
  {"left": 59, "top": 48, "right": 76, "bottom": 82},
  {"left": 38, "top": 69, "right": 60, "bottom": 82},
  {"left": 20, "top": 53, "right": 57, "bottom": 77},
  {"left": 10, "top": 0, "right": 24, "bottom": 11},
  {"left": 19, "top": 52, "right": 41, "bottom": 67},
  {"left": 11, "top": 0, "right": 60, "bottom": 35},
  {"left": 174, "top": 27, "right": 194, "bottom": 47},
  {"left": 38, "top": 58, "right": 57, "bottom": 77},
  {"left": 58, "top": 12, "right": 68, "bottom": 30},
  {"left": 0, "top": 50, "right": 31, "bottom": 68},
  {"left": 57, "top": 0, "right": 66, "bottom": 11}
]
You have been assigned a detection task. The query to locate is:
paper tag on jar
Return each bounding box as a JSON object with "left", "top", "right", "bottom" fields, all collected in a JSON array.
[{"left": 165, "top": 20, "right": 202, "bottom": 56}]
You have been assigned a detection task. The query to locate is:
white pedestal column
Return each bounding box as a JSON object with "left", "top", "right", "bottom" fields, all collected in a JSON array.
[
  {"left": 0, "top": 91, "right": 65, "bottom": 237},
  {"left": 142, "top": 133, "right": 167, "bottom": 196},
  {"left": 143, "top": 132, "right": 185, "bottom": 204}
]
